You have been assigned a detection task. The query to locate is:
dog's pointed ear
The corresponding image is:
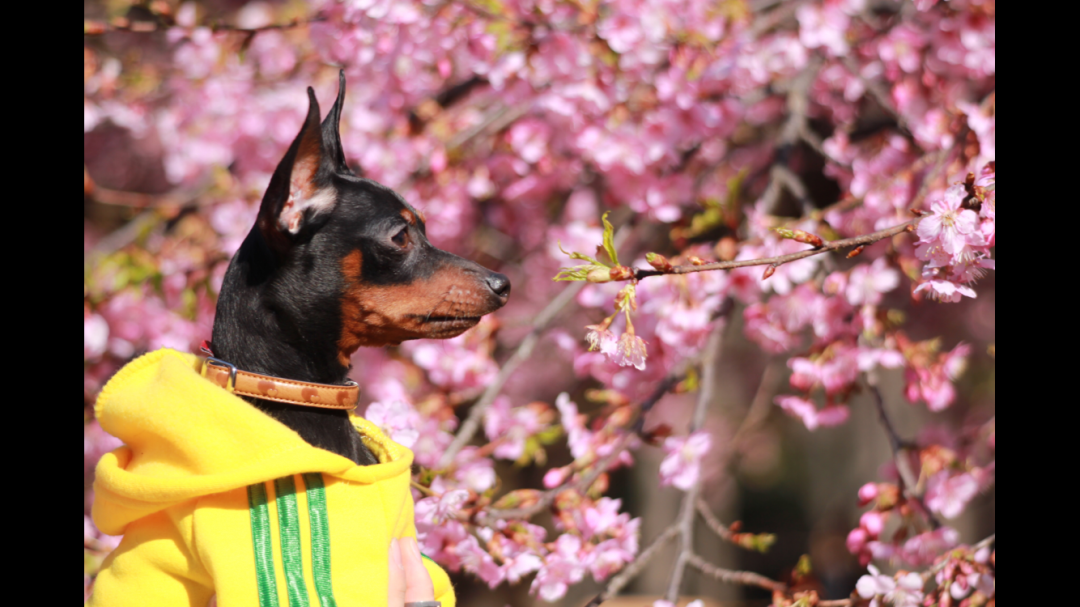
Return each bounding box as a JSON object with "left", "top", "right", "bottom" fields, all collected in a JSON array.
[
  {"left": 320, "top": 70, "right": 353, "bottom": 176},
  {"left": 257, "top": 87, "right": 338, "bottom": 248}
]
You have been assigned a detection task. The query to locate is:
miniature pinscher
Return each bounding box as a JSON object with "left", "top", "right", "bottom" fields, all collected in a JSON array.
[{"left": 209, "top": 72, "right": 510, "bottom": 466}]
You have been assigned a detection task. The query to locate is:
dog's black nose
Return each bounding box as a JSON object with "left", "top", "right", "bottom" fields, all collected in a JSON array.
[{"left": 486, "top": 272, "right": 511, "bottom": 298}]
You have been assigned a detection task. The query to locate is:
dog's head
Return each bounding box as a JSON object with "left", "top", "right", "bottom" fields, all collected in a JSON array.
[{"left": 244, "top": 72, "right": 509, "bottom": 366}]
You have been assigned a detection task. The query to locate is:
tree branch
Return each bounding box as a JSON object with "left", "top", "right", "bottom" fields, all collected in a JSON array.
[
  {"left": 634, "top": 218, "right": 917, "bottom": 280},
  {"left": 664, "top": 321, "right": 726, "bottom": 602}
]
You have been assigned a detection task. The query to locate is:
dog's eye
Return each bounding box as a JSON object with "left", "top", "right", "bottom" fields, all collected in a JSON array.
[{"left": 391, "top": 226, "right": 409, "bottom": 248}]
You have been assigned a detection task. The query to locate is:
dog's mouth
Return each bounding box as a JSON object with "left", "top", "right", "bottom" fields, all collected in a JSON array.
[
  {"left": 410, "top": 315, "right": 482, "bottom": 337},
  {"left": 421, "top": 315, "right": 481, "bottom": 327}
]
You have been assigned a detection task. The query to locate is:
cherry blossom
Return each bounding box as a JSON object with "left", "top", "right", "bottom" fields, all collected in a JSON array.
[
  {"left": 531, "top": 534, "right": 587, "bottom": 601},
  {"left": 775, "top": 396, "right": 851, "bottom": 431},
  {"left": 857, "top": 564, "right": 925, "bottom": 607},
  {"left": 659, "top": 431, "right": 712, "bottom": 491},
  {"left": 925, "top": 470, "right": 980, "bottom": 519}
]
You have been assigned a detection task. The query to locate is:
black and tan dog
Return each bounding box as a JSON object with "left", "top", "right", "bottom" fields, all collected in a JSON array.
[{"left": 210, "top": 71, "right": 510, "bottom": 465}]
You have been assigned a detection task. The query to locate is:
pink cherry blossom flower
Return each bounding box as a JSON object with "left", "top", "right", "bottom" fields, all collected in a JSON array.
[
  {"left": 453, "top": 449, "right": 497, "bottom": 493},
  {"left": 788, "top": 346, "right": 860, "bottom": 395},
  {"left": 917, "top": 185, "right": 983, "bottom": 257},
  {"left": 453, "top": 534, "right": 504, "bottom": 587},
  {"left": 615, "top": 332, "right": 648, "bottom": 370},
  {"left": 857, "top": 565, "right": 924, "bottom": 607},
  {"left": 659, "top": 431, "right": 712, "bottom": 490},
  {"left": 589, "top": 538, "right": 636, "bottom": 580},
  {"left": 582, "top": 497, "right": 624, "bottom": 540},
  {"left": 856, "top": 564, "right": 894, "bottom": 606},
  {"left": 531, "top": 534, "right": 587, "bottom": 601},
  {"left": 555, "top": 393, "right": 594, "bottom": 460},
  {"left": 775, "top": 396, "right": 851, "bottom": 431},
  {"left": 494, "top": 532, "right": 544, "bottom": 584},
  {"left": 364, "top": 399, "right": 420, "bottom": 449},
  {"left": 846, "top": 258, "right": 901, "bottom": 307},
  {"left": 797, "top": 3, "right": 850, "bottom": 56},
  {"left": 485, "top": 398, "right": 550, "bottom": 461},
  {"left": 913, "top": 276, "right": 978, "bottom": 303},
  {"left": 585, "top": 324, "right": 618, "bottom": 356},
  {"left": 924, "top": 470, "right": 979, "bottom": 519},
  {"left": 903, "top": 343, "right": 970, "bottom": 411},
  {"left": 897, "top": 527, "right": 960, "bottom": 566}
]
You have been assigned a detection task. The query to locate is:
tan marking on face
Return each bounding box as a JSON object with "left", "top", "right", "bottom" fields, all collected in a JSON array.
[
  {"left": 414, "top": 208, "right": 426, "bottom": 224},
  {"left": 400, "top": 208, "right": 417, "bottom": 225},
  {"left": 337, "top": 250, "right": 503, "bottom": 365}
]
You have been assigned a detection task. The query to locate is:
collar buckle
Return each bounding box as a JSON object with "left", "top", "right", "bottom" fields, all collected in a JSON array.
[{"left": 202, "top": 356, "right": 238, "bottom": 392}]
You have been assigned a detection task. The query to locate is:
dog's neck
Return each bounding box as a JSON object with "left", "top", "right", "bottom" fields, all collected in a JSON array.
[{"left": 210, "top": 229, "right": 378, "bottom": 466}]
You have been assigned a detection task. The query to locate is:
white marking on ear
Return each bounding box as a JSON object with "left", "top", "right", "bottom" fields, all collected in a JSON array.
[{"left": 279, "top": 186, "right": 336, "bottom": 234}]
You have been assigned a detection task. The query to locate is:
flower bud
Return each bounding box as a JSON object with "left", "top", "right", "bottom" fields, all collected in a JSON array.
[
  {"left": 847, "top": 528, "right": 868, "bottom": 553},
  {"left": 646, "top": 252, "right": 673, "bottom": 272},
  {"left": 687, "top": 255, "right": 707, "bottom": 266},
  {"left": 847, "top": 245, "right": 865, "bottom": 259},
  {"left": 586, "top": 267, "right": 612, "bottom": 283},
  {"left": 609, "top": 265, "right": 633, "bottom": 281},
  {"left": 857, "top": 482, "right": 879, "bottom": 506},
  {"left": 776, "top": 227, "right": 824, "bottom": 247},
  {"left": 762, "top": 265, "right": 776, "bottom": 279},
  {"left": 543, "top": 466, "right": 571, "bottom": 489},
  {"left": 792, "top": 229, "right": 825, "bottom": 247},
  {"left": 714, "top": 236, "right": 738, "bottom": 261},
  {"left": 860, "top": 511, "right": 885, "bottom": 537}
]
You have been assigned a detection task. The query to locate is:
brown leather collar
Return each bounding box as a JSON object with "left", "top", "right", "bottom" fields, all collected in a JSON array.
[{"left": 200, "top": 356, "right": 359, "bottom": 410}]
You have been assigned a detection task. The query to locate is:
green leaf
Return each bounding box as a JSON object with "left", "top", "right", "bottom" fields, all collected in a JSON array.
[
  {"left": 554, "top": 265, "right": 594, "bottom": 282},
  {"left": 601, "top": 212, "right": 620, "bottom": 267},
  {"left": 558, "top": 241, "right": 604, "bottom": 266}
]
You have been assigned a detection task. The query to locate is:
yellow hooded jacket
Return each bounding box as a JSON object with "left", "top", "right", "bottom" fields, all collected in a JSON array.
[{"left": 89, "top": 349, "right": 455, "bottom": 607}]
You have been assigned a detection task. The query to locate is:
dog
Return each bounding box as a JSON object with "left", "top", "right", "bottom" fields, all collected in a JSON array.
[{"left": 89, "top": 72, "right": 507, "bottom": 607}]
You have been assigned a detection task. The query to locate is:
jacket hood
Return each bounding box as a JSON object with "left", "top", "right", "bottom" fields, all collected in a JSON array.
[{"left": 92, "top": 348, "right": 413, "bottom": 535}]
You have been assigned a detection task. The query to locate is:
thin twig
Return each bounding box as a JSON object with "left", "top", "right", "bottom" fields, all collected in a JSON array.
[
  {"left": 686, "top": 553, "right": 787, "bottom": 593},
  {"left": 867, "top": 380, "right": 942, "bottom": 530},
  {"left": 635, "top": 218, "right": 917, "bottom": 279},
  {"left": 696, "top": 498, "right": 734, "bottom": 542}
]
